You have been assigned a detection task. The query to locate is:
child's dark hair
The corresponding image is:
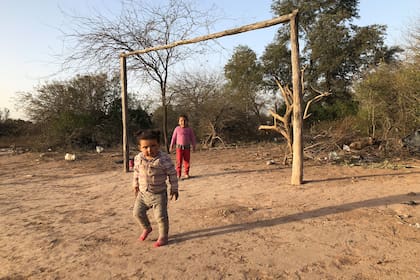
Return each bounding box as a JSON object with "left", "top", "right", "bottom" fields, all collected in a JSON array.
[
  {"left": 179, "top": 114, "right": 188, "bottom": 121},
  {"left": 135, "top": 129, "right": 161, "bottom": 144}
]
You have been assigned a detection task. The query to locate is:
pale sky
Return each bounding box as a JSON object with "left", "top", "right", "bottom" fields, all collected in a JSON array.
[{"left": 0, "top": 0, "right": 419, "bottom": 120}]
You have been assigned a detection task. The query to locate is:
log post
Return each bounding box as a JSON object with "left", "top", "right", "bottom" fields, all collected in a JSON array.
[
  {"left": 290, "top": 13, "right": 303, "bottom": 185},
  {"left": 120, "top": 55, "right": 129, "bottom": 172},
  {"left": 121, "top": 11, "right": 297, "bottom": 57}
]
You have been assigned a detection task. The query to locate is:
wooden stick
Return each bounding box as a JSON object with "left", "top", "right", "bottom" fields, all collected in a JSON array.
[
  {"left": 119, "top": 56, "right": 129, "bottom": 172},
  {"left": 120, "top": 10, "right": 298, "bottom": 57},
  {"left": 290, "top": 13, "right": 303, "bottom": 185}
]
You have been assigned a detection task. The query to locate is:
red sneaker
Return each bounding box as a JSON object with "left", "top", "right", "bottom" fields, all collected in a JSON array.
[
  {"left": 138, "top": 228, "right": 152, "bottom": 241},
  {"left": 153, "top": 238, "right": 168, "bottom": 247}
]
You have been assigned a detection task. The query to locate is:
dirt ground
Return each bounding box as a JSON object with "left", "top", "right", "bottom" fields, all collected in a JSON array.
[{"left": 1, "top": 144, "right": 419, "bottom": 279}]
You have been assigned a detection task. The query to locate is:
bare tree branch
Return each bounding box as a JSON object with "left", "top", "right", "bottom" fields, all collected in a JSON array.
[
  {"left": 259, "top": 71, "right": 331, "bottom": 164},
  {"left": 303, "top": 87, "right": 332, "bottom": 119}
]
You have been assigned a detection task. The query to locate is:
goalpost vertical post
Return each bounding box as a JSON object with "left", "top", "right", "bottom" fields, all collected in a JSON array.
[
  {"left": 290, "top": 13, "right": 303, "bottom": 185},
  {"left": 120, "top": 55, "right": 129, "bottom": 172}
]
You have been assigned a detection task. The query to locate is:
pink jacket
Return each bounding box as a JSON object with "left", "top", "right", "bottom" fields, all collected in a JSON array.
[{"left": 170, "top": 126, "right": 196, "bottom": 148}]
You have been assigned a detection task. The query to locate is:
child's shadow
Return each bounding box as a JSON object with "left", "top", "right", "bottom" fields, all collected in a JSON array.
[{"left": 170, "top": 192, "right": 417, "bottom": 244}]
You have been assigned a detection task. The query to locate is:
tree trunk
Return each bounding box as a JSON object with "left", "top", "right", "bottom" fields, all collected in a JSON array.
[{"left": 290, "top": 13, "right": 303, "bottom": 185}]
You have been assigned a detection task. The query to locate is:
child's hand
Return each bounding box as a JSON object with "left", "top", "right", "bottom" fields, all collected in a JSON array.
[{"left": 170, "top": 190, "right": 179, "bottom": 201}]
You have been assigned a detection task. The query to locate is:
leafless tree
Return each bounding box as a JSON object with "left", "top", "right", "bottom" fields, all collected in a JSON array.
[
  {"left": 169, "top": 71, "right": 229, "bottom": 147},
  {"left": 259, "top": 69, "right": 331, "bottom": 164},
  {"left": 61, "top": 0, "right": 215, "bottom": 150},
  {"left": 403, "top": 16, "right": 420, "bottom": 62}
]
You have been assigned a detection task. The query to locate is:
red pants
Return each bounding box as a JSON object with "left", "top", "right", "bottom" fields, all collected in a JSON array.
[{"left": 176, "top": 148, "right": 190, "bottom": 177}]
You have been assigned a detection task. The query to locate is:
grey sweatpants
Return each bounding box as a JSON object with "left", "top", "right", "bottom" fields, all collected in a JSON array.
[{"left": 133, "top": 190, "right": 169, "bottom": 238}]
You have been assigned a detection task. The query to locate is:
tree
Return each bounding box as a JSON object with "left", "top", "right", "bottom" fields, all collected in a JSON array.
[
  {"left": 168, "top": 71, "right": 229, "bottom": 145},
  {"left": 62, "top": 0, "right": 213, "bottom": 150},
  {"left": 19, "top": 73, "right": 151, "bottom": 148},
  {"left": 261, "top": 40, "right": 292, "bottom": 90},
  {"left": 0, "top": 108, "right": 34, "bottom": 141},
  {"left": 354, "top": 16, "right": 420, "bottom": 142},
  {"left": 224, "top": 45, "right": 265, "bottom": 121},
  {"left": 403, "top": 17, "right": 420, "bottom": 63},
  {"left": 168, "top": 69, "right": 267, "bottom": 145},
  {"left": 20, "top": 74, "right": 112, "bottom": 122},
  {"left": 355, "top": 17, "right": 420, "bottom": 140},
  {"left": 354, "top": 61, "right": 420, "bottom": 141},
  {"left": 102, "top": 94, "right": 152, "bottom": 146},
  {"left": 267, "top": 0, "right": 402, "bottom": 120},
  {"left": 259, "top": 74, "right": 330, "bottom": 164}
]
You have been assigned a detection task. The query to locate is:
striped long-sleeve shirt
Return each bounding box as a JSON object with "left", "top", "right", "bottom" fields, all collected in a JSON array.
[{"left": 132, "top": 151, "right": 178, "bottom": 194}]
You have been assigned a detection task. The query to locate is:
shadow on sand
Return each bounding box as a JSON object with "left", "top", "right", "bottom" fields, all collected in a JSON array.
[
  {"left": 171, "top": 192, "right": 418, "bottom": 244},
  {"left": 187, "top": 166, "right": 284, "bottom": 180}
]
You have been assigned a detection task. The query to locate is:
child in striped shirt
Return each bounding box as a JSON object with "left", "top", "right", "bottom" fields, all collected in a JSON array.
[{"left": 132, "top": 129, "right": 179, "bottom": 247}]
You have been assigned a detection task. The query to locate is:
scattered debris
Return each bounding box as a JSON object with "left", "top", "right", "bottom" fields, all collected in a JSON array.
[
  {"left": 328, "top": 151, "right": 339, "bottom": 161},
  {"left": 217, "top": 208, "right": 234, "bottom": 217},
  {"left": 0, "top": 146, "right": 28, "bottom": 155},
  {"left": 342, "top": 144, "right": 351, "bottom": 152},
  {"left": 395, "top": 214, "right": 419, "bottom": 229},
  {"left": 64, "top": 153, "right": 76, "bottom": 161},
  {"left": 266, "top": 159, "right": 275, "bottom": 165},
  {"left": 410, "top": 223, "right": 420, "bottom": 228},
  {"left": 349, "top": 137, "right": 374, "bottom": 150},
  {"left": 401, "top": 201, "right": 419, "bottom": 206},
  {"left": 402, "top": 128, "right": 420, "bottom": 152},
  {"left": 396, "top": 214, "right": 412, "bottom": 220}
]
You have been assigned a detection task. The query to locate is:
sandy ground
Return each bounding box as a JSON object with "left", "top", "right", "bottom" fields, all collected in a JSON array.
[{"left": 1, "top": 145, "right": 419, "bottom": 280}]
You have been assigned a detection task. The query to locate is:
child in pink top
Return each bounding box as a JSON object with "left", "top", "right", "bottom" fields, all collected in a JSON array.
[{"left": 169, "top": 115, "right": 196, "bottom": 179}]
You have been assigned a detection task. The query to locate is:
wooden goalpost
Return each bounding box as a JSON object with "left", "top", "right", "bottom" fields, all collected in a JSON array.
[{"left": 119, "top": 9, "right": 303, "bottom": 185}]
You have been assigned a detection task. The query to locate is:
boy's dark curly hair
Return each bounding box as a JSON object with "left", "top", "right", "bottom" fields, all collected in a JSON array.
[{"left": 135, "top": 129, "right": 161, "bottom": 144}]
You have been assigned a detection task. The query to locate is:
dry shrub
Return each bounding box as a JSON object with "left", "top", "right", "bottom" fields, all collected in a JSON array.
[{"left": 306, "top": 116, "right": 360, "bottom": 150}]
